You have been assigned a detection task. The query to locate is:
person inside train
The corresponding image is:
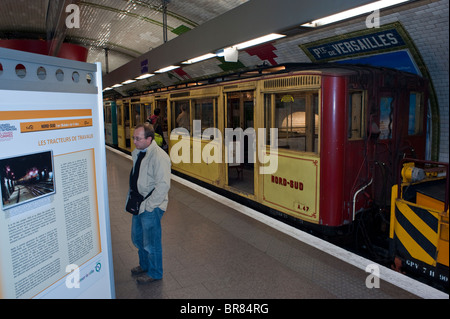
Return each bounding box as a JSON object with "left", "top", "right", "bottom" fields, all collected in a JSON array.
[
  {"left": 176, "top": 104, "right": 190, "bottom": 131},
  {"left": 146, "top": 108, "right": 166, "bottom": 149},
  {"left": 148, "top": 108, "right": 160, "bottom": 125}
]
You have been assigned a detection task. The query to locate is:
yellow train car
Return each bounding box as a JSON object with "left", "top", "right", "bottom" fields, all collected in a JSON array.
[
  {"left": 111, "top": 63, "right": 430, "bottom": 233},
  {"left": 117, "top": 96, "right": 159, "bottom": 153},
  {"left": 116, "top": 97, "right": 131, "bottom": 152},
  {"left": 165, "top": 73, "right": 322, "bottom": 225},
  {"left": 153, "top": 93, "right": 170, "bottom": 147},
  {"left": 390, "top": 159, "right": 449, "bottom": 288},
  {"left": 129, "top": 96, "right": 152, "bottom": 152}
]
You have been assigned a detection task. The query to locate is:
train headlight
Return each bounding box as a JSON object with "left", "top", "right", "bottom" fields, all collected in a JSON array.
[{"left": 401, "top": 162, "right": 425, "bottom": 183}]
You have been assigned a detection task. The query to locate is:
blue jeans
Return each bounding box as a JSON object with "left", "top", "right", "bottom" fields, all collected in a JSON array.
[{"left": 131, "top": 207, "right": 165, "bottom": 279}]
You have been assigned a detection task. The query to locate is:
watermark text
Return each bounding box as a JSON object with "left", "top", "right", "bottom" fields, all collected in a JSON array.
[
  {"left": 65, "top": 264, "right": 80, "bottom": 289},
  {"left": 365, "top": 264, "right": 380, "bottom": 289},
  {"left": 66, "top": 4, "right": 80, "bottom": 29},
  {"left": 366, "top": 10, "right": 380, "bottom": 28},
  {"left": 169, "top": 121, "right": 278, "bottom": 174}
]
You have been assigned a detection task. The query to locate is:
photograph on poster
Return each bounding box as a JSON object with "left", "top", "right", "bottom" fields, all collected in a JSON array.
[{"left": 0, "top": 150, "right": 55, "bottom": 211}]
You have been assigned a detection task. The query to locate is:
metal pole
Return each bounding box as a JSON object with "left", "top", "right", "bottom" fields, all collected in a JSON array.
[
  {"left": 104, "top": 48, "right": 109, "bottom": 74},
  {"left": 162, "top": 0, "right": 168, "bottom": 43}
]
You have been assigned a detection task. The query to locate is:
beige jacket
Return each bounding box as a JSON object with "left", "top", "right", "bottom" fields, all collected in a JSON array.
[{"left": 131, "top": 140, "right": 171, "bottom": 213}]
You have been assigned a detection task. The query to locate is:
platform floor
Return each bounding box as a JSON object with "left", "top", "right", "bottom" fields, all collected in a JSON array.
[{"left": 106, "top": 147, "right": 435, "bottom": 299}]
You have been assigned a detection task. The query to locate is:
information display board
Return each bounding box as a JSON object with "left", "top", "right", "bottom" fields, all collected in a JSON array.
[{"left": 0, "top": 48, "right": 114, "bottom": 299}]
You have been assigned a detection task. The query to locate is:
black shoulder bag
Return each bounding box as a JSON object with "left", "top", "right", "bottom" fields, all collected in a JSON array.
[{"left": 125, "top": 188, "right": 154, "bottom": 215}]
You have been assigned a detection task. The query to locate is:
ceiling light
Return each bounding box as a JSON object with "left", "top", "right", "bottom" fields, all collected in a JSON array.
[
  {"left": 112, "top": 83, "right": 123, "bottom": 88},
  {"left": 182, "top": 53, "right": 217, "bottom": 64},
  {"left": 122, "top": 79, "right": 136, "bottom": 84},
  {"left": 301, "top": 0, "right": 411, "bottom": 27},
  {"left": 135, "top": 73, "right": 155, "bottom": 80},
  {"left": 216, "top": 33, "right": 285, "bottom": 60},
  {"left": 216, "top": 49, "right": 225, "bottom": 57},
  {"left": 233, "top": 33, "right": 286, "bottom": 50},
  {"left": 155, "top": 65, "right": 180, "bottom": 73}
]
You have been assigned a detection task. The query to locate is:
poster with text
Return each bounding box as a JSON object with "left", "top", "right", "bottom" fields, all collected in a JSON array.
[{"left": 0, "top": 48, "right": 114, "bottom": 299}]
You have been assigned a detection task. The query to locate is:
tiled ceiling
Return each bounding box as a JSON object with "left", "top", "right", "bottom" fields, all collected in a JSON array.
[{"left": 0, "top": 0, "right": 249, "bottom": 73}]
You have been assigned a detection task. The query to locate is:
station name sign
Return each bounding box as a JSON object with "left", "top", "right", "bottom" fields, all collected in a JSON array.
[{"left": 301, "top": 23, "right": 407, "bottom": 62}]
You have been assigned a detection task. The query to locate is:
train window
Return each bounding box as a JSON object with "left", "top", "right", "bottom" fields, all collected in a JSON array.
[
  {"left": 227, "top": 91, "right": 254, "bottom": 130},
  {"left": 379, "top": 96, "right": 393, "bottom": 139},
  {"left": 264, "top": 94, "right": 274, "bottom": 146},
  {"left": 123, "top": 101, "right": 130, "bottom": 127},
  {"left": 408, "top": 92, "right": 424, "bottom": 135},
  {"left": 192, "top": 98, "right": 216, "bottom": 137},
  {"left": 131, "top": 103, "right": 142, "bottom": 126},
  {"left": 348, "top": 91, "right": 365, "bottom": 140},
  {"left": 105, "top": 106, "right": 112, "bottom": 124},
  {"left": 156, "top": 99, "right": 169, "bottom": 135},
  {"left": 117, "top": 104, "right": 123, "bottom": 126},
  {"left": 172, "top": 100, "right": 190, "bottom": 133},
  {"left": 143, "top": 103, "right": 152, "bottom": 121},
  {"left": 123, "top": 101, "right": 131, "bottom": 148},
  {"left": 265, "top": 91, "right": 318, "bottom": 153}
]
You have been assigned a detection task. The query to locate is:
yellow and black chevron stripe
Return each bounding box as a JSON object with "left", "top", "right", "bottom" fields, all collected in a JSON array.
[{"left": 392, "top": 199, "right": 440, "bottom": 266}]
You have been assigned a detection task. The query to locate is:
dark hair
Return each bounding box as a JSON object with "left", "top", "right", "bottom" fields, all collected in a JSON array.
[
  {"left": 154, "top": 108, "right": 161, "bottom": 116},
  {"left": 135, "top": 123, "right": 155, "bottom": 140}
]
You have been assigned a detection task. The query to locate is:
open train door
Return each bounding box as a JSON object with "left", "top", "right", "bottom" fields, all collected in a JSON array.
[{"left": 225, "top": 90, "right": 255, "bottom": 195}]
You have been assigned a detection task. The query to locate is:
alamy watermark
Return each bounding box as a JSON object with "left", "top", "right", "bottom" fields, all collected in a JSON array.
[
  {"left": 64, "top": 6, "right": 381, "bottom": 34},
  {"left": 65, "top": 264, "right": 80, "bottom": 289},
  {"left": 169, "top": 120, "right": 278, "bottom": 174},
  {"left": 366, "top": 10, "right": 380, "bottom": 28},
  {"left": 66, "top": 4, "right": 80, "bottom": 29},
  {"left": 365, "top": 264, "right": 380, "bottom": 289}
]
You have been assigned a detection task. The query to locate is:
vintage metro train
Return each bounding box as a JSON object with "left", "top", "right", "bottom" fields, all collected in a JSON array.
[{"left": 103, "top": 63, "right": 448, "bottom": 290}]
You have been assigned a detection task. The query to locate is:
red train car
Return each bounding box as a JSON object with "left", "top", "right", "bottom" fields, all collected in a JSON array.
[{"left": 320, "top": 65, "right": 428, "bottom": 228}]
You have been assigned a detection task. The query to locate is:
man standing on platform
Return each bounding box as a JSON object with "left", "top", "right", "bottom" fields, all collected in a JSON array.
[{"left": 129, "top": 123, "right": 171, "bottom": 283}]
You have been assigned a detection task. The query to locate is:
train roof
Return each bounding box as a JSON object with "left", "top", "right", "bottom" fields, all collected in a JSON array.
[
  {"left": 213, "top": 62, "right": 422, "bottom": 78},
  {"left": 115, "top": 62, "right": 424, "bottom": 97}
]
